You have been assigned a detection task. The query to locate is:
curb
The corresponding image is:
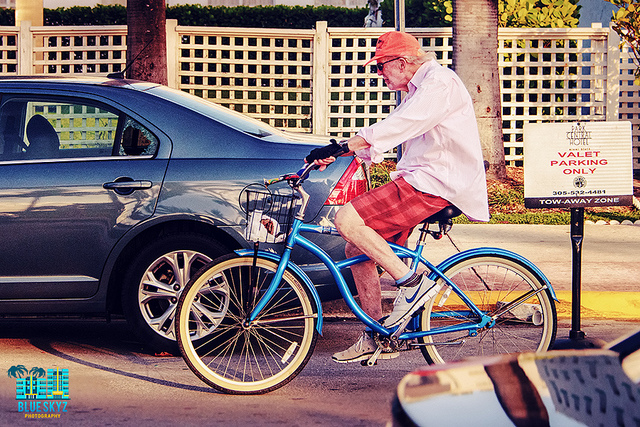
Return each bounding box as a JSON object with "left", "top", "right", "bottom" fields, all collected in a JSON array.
[
  {"left": 586, "top": 220, "right": 640, "bottom": 225},
  {"left": 554, "top": 291, "right": 640, "bottom": 321}
]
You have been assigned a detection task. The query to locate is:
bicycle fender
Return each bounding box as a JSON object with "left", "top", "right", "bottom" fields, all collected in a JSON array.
[
  {"left": 432, "top": 247, "right": 558, "bottom": 301},
  {"left": 234, "top": 249, "right": 324, "bottom": 334}
]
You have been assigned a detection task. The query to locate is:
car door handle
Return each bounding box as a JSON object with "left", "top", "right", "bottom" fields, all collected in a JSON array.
[
  {"left": 103, "top": 178, "right": 153, "bottom": 195},
  {"left": 103, "top": 180, "right": 153, "bottom": 190}
]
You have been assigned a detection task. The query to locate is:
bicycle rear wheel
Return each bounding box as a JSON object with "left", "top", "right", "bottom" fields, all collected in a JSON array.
[
  {"left": 176, "top": 254, "right": 318, "bottom": 394},
  {"left": 417, "top": 254, "right": 556, "bottom": 364}
]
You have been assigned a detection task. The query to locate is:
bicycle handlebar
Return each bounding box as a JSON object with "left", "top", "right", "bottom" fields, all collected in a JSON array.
[{"left": 263, "top": 162, "right": 319, "bottom": 187}]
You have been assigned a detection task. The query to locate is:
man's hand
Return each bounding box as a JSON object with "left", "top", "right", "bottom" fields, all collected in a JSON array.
[
  {"left": 304, "top": 139, "right": 349, "bottom": 164},
  {"left": 312, "top": 156, "right": 335, "bottom": 171}
]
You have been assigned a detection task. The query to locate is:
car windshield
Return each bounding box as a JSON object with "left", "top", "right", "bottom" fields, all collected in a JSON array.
[{"left": 143, "top": 85, "right": 281, "bottom": 139}]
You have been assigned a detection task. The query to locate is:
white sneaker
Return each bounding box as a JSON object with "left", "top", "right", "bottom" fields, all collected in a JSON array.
[
  {"left": 331, "top": 332, "right": 399, "bottom": 364},
  {"left": 384, "top": 274, "right": 441, "bottom": 328}
]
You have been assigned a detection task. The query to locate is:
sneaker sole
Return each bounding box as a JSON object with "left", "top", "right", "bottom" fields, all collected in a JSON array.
[
  {"left": 385, "top": 283, "right": 442, "bottom": 328},
  {"left": 332, "top": 351, "right": 399, "bottom": 364}
]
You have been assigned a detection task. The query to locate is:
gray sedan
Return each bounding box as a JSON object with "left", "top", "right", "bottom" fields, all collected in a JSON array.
[{"left": 0, "top": 77, "right": 367, "bottom": 354}]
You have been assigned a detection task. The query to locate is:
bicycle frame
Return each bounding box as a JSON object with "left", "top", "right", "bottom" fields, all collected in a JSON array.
[{"left": 239, "top": 215, "right": 557, "bottom": 342}]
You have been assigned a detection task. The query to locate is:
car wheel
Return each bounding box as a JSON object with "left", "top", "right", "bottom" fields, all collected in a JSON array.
[{"left": 121, "top": 233, "right": 230, "bottom": 354}]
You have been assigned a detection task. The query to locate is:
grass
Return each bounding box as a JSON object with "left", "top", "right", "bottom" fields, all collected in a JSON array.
[{"left": 369, "top": 162, "right": 640, "bottom": 225}]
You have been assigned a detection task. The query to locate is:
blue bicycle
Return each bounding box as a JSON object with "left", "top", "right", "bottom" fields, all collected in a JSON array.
[{"left": 175, "top": 163, "right": 557, "bottom": 394}]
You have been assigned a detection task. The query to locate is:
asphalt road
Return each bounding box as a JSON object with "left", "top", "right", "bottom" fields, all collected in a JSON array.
[{"left": 1, "top": 317, "right": 639, "bottom": 427}]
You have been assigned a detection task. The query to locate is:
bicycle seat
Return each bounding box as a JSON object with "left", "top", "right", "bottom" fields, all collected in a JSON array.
[{"left": 423, "top": 206, "right": 462, "bottom": 224}]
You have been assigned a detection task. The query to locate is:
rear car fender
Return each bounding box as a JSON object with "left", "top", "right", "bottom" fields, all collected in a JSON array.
[{"left": 234, "top": 249, "right": 323, "bottom": 334}]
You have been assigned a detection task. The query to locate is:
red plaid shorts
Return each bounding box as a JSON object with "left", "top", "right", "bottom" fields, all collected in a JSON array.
[{"left": 350, "top": 177, "right": 451, "bottom": 245}]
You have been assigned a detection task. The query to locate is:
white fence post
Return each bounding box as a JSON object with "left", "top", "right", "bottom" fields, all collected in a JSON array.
[
  {"left": 606, "top": 23, "right": 620, "bottom": 122},
  {"left": 165, "top": 19, "right": 178, "bottom": 89},
  {"left": 18, "top": 20, "right": 31, "bottom": 75},
  {"left": 312, "top": 21, "right": 328, "bottom": 135}
]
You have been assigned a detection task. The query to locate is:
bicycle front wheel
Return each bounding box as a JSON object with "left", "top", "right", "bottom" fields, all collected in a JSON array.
[
  {"left": 418, "top": 254, "right": 556, "bottom": 364},
  {"left": 175, "top": 254, "right": 318, "bottom": 394}
]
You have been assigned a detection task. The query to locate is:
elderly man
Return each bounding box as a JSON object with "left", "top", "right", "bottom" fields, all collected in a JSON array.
[{"left": 306, "top": 31, "right": 490, "bottom": 363}]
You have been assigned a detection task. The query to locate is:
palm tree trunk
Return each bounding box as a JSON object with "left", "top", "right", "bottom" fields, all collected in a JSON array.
[
  {"left": 452, "top": 0, "right": 506, "bottom": 180},
  {"left": 126, "top": 0, "right": 167, "bottom": 85}
]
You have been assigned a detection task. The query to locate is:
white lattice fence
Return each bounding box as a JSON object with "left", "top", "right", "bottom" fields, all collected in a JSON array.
[
  {"left": 0, "top": 27, "right": 18, "bottom": 75},
  {"left": 498, "top": 27, "right": 611, "bottom": 165},
  {"left": 324, "top": 28, "right": 388, "bottom": 138},
  {"left": 0, "top": 22, "right": 638, "bottom": 169},
  {"left": 31, "top": 25, "right": 126, "bottom": 76},
  {"left": 177, "top": 26, "right": 315, "bottom": 131}
]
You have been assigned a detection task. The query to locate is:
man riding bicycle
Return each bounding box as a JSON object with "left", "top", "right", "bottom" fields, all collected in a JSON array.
[{"left": 306, "top": 31, "right": 490, "bottom": 363}]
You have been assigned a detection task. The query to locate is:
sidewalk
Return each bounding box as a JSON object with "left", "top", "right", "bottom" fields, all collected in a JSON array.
[{"left": 325, "top": 223, "right": 640, "bottom": 320}]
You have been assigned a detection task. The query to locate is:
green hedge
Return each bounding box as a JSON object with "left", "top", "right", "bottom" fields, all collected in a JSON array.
[
  {"left": 0, "top": 4, "right": 376, "bottom": 28},
  {"left": 0, "top": 2, "right": 581, "bottom": 28},
  {"left": 44, "top": 5, "right": 127, "bottom": 26},
  {"left": 167, "top": 5, "right": 369, "bottom": 28},
  {"left": 0, "top": 7, "right": 13, "bottom": 25}
]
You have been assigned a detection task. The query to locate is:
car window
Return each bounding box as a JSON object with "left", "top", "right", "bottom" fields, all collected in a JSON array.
[
  {"left": 119, "top": 117, "right": 158, "bottom": 156},
  {"left": 0, "top": 97, "right": 158, "bottom": 161}
]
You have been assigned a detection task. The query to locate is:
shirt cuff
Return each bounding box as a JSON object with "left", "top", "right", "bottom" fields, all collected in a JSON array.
[{"left": 355, "top": 128, "right": 385, "bottom": 163}]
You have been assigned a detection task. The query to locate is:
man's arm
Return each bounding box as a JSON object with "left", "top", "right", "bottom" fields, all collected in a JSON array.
[
  {"left": 345, "top": 135, "right": 370, "bottom": 152},
  {"left": 312, "top": 135, "right": 370, "bottom": 170}
]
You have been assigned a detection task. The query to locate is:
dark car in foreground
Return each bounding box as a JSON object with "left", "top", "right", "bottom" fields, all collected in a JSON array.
[
  {"left": 0, "top": 77, "right": 367, "bottom": 353},
  {"left": 392, "top": 330, "right": 640, "bottom": 426}
]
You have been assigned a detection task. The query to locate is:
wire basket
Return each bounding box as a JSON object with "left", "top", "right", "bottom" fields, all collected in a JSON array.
[{"left": 242, "top": 189, "right": 297, "bottom": 243}]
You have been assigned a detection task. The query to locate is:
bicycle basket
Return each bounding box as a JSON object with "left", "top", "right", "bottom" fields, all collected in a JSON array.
[{"left": 243, "top": 189, "right": 297, "bottom": 243}]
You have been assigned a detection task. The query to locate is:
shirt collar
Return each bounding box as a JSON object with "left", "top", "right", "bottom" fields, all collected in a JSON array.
[{"left": 407, "top": 59, "right": 439, "bottom": 96}]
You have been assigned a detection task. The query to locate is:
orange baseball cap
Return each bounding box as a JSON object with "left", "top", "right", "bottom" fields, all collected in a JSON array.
[{"left": 364, "top": 31, "right": 422, "bottom": 66}]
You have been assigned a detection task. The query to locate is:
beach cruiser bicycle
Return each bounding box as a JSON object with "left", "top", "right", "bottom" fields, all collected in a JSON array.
[{"left": 175, "top": 163, "right": 557, "bottom": 394}]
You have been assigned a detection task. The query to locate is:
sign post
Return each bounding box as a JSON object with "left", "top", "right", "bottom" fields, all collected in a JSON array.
[
  {"left": 524, "top": 121, "right": 633, "bottom": 348},
  {"left": 569, "top": 206, "right": 585, "bottom": 341}
]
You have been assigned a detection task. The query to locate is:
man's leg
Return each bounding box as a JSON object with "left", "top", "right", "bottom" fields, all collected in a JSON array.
[
  {"left": 336, "top": 203, "right": 412, "bottom": 283},
  {"left": 344, "top": 243, "right": 382, "bottom": 320},
  {"left": 330, "top": 204, "right": 415, "bottom": 364},
  {"left": 331, "top": 242, "right": 402, "bottom": 364}
]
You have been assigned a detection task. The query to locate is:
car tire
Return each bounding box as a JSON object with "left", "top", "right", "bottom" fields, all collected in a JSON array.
[{"left": 121, "top": 233, "right": 230, "bottom": 355}]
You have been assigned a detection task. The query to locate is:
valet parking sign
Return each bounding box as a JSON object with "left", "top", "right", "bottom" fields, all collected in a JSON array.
[{"left": 524, "top": 121, "right": 633, "bottom": 208}]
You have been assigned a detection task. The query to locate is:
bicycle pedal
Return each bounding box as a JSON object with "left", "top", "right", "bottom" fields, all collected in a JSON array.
[{"left": 364, "top": 347, "right": 383, "bottom": 366}]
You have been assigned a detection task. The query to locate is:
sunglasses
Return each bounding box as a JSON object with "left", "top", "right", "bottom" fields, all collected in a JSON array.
[{"left": 376, "top": 57, "right": 401, "bottom": 72}]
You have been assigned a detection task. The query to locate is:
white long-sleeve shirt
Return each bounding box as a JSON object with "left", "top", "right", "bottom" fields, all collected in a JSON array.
[{"left": 356, "top": 60, "right": 490, "bottom": 222}]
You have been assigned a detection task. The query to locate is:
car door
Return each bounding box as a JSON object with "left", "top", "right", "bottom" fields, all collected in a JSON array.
[{"left": 0, "top": 94, "right": 169, "bottom": 301}]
